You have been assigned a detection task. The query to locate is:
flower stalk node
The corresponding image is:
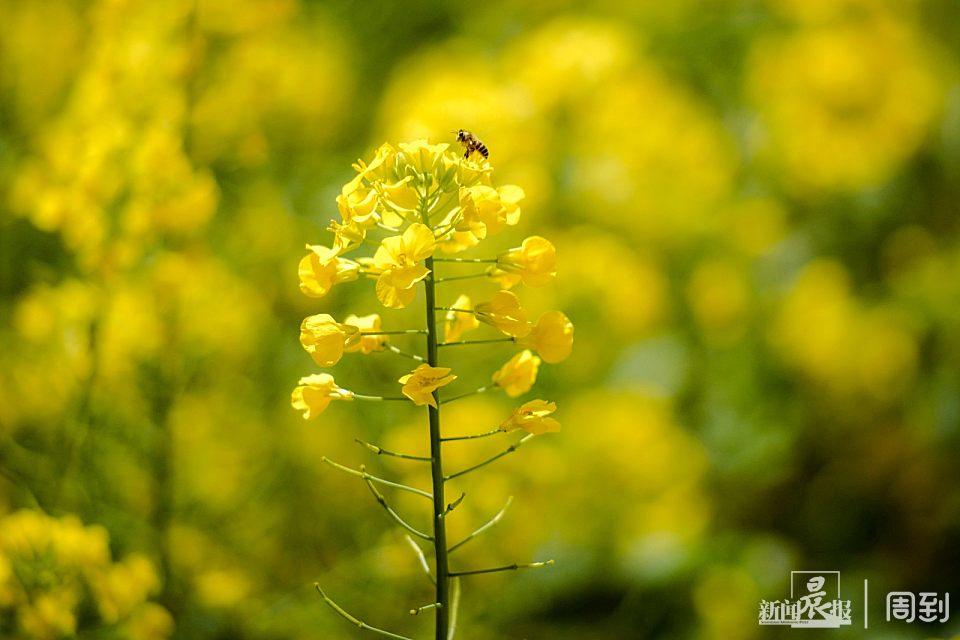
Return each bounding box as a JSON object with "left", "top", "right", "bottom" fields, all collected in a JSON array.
[{"left": 441, "top": 492, "right": 466, "bottom": 518}]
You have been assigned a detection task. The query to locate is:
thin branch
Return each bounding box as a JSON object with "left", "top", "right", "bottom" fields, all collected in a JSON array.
[
  {"left": 386, "top": 344, "right": 425, "bottom": 362},
  {"left": 448, "top": 496, "right": 513, "bottom": 554},
  {"left": 444, "top": 434, "right": 535, "bottom": 481},
  {"left": 435, "top": 273, "right": 489, "bottom": 283},
  {"left": 409, "top": 602, "right": 442, "bottom": 616},
  {"left": 404, "top": 535, "right": 435, "bottom": 585},
  {"left": 321, "top": 457, "right": 433, "bottom": 500},
  {"left": 314, "top": 583, "right": 414, "bottom": 640},
  {"left": 433, "top": 307, "right": 475, "bottom": 314},
  {"left": 355, "top": 438, "right": 433, "bottom": 462},
  {"left": 447, "top": 578, "right": 461, "bottom": 640},
  {"left": 441, "top": 492, "right": 466, "bottom": 518},
  {"left": 362, "top": 468, "right": 433, "bottom": 541},
  {"left": 448, "top": 560, "right": 554, "bottom": 577},
  {"left": 432, "top": 257, "right": 498, "bottom": 263},
  {"left": 427, "top": 188, "right": 456, "bottom": 218},
  {"left": 431, "top": 205, "right": 462, "bottom": 237},
  {"left": 440, "top": 386, "right": 490, "bottom": 405},
  {"left": 353, "top": 394, "right": 410, "bottom": 402},
  {"left": 440, "top": 428, "right": 502, "bottom": 442},
  {"left": 438, "top": 337, "right": 514, "bottom": 348},
  {"left": 361, "top": 330, "right": 428, "bottom": 335}
]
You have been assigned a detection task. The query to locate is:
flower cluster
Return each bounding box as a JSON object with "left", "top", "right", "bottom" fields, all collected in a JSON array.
[
  {"left": 0, "top": 510, "right": 172, "bottom": 639},
  {"left": 293, "top": 140, "right": 573, "bottom": 421}
]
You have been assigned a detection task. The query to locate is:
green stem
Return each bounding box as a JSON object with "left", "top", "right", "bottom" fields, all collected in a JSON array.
[
  {"left": 410, "top": 602, "right": 442, "bottom": 616},
  {"left": 315, "top": 584, "right": 413, "bottom": 640},
  {"left": 321, "top": 457, "right": 433, "bottom": 500},
  {"left": 447, "top": 578, "right": 461, "bottom": 640},
  {"left": 424, "top": 226, "right": 451, "bottom": 640},
  {"left": 354, "top": 438, "right": 432, "bottom": 462},
  {"left": 441, "top": 492, "right": 466, "bottom": 518},
  {"left": 440, "top": 428, "right": 502, "bottom": 442},
  {"left": 448, "top": 560, "right": 554, "bottom": 578},
  {"left": 435, "top": 273, "right": 489, "bottom": 283},
  {"left": 404, "top": 535, "right": 436, "bottom": 585},
  {"left": 440, "top": 386, "right": 490, "bottom": 405},
  {"left": 362, "top": 330, "right": 427, "bottom": 335},
  {"left": 386, "top": 344, "right": 425, "bottom": 362},
  {"left": 432, "top": 257, "right": 497, "bottom": 263},
  {"left": 448, "top": 496, "right": 513, "bottom": 554},
  {"left": 353, "top": 394, "right": 409, "bottom": 402},
  {"left": 444, "top": 434, "right": 534, "bottom": 481},
  {"left": 362, "top": 469, "right": 433, "bottom": 541},
  {"left": 434, "top": 307, "right": 474, "bottom": 314},
  {"left": 438, "top": 338, "right": 514, "bottom": 348}
]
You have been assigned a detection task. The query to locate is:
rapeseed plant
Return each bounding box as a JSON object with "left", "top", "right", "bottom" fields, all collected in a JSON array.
[{"left": 293, "top": 140, "right": 572, "bottom": 639}]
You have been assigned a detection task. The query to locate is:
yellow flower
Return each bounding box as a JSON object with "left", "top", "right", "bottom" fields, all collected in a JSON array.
[
  {"left": 397, "top": 139, "right": 449, "bottom": 175},
  {"left": 352, "top": 142, "right": 396, "bottom": 182},
  {"left": 444, "top": 294, "right": 480, "bottom": 342},
  {"left": 372, "top": 223, "right": 436, "bottom": 308},
  {"left": 489, "top": 185, "right": 524, "bottom": 232},
  {"left": 458, "top": 184, "right": 524, "bottom": 237},
  {"left": 336, "top": 183, "right": 378, "bottom": 228},
  {"left": 518, "top": 310, "right": 573, "bottom": 363},
  {"left": 475, "top": 290, "right": 531, "bottom": 338},
  {"left": 447, "top": 152, "right": 493, "bottom": 186},
  {"left": 439, "top": 227, "right": 483, "bottom": 254},
  {"left": 399, "top": 364, "right": 457, "bottom": 408},
  {"left": 500, "top": 399, "right": 560, "bottom": 435},
  {"left": 329, "top": 219, "right": 367, "bottom": 254},
  {"left": 344, "top": 314, "right": 388, "bottom": 354},
  {"left": 454, "top": 186, "right": 491, "bottom": 234},
  {"left": 299, "top": 314, "right": 359, "bottom": 367},
  {"left": 378, "top": 176, "right": 419, "bottom": 226},
  {"left": 291, "top": 374, "right": 353, "bottom": 419},
  {"left": 435, "top": 189, "right": 489, "bottom": 254},
  {"left": 491, "top": 235, "right": 557, "bottom": 288},
  {"left": 298, "top": 245, "right": 359, "bottom": 298},
  {"left": 492, "top": 350, "right": 541, "bottom": 397}
]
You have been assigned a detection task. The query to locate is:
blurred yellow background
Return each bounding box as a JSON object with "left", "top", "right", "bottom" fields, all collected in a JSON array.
[{"left": 1, "top": 0, "right": 959, "bottom": 638}]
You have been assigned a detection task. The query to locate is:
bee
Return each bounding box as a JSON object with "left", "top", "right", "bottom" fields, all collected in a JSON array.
[{"left": 454, "top": 129, "right": 489, "bottom": 160}]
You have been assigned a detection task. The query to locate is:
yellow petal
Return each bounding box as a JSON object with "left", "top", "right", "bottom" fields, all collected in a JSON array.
[
  {"left": 491, "top": 350, "right": 541, "bottom": 397},
  {"left": 522, "top": 310, "right": 573, "bottom": 364},
  {"left": 444, "top": 294, "right": 479, "bottom": 342},
  {"left": 387, "top": 264, "right": 430, "bottom": 291},
  {"left": 500, "top": 399, "right": 561, "bottom": 435},
  {"left": 399, "top": 364, "right": 457, "bottom": 407},
  {"left": 299, "top": 314, "right": 352, "bottom": 367},
  {"left": 476, "top": 291, "right": 530, "bottom": 338},
  {"left": 402, "top": 223, "right": 437, "bottom": 262},
  {"left": 291, "top": 373, "right": 352, "bottom": 419},
  {"left": 376, "top": 273, "right": 418, "bottom": 309},
  {"left": 298, "top": 253, "right": 335, "bottom": 298},
  {"left": 344, "top": 314, "right": 387, "bottom": 354}
]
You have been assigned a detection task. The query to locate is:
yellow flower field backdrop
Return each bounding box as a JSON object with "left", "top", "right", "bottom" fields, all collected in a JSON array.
[{"left": 1, "top": 0, "right": 959, "bottom": 638}]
